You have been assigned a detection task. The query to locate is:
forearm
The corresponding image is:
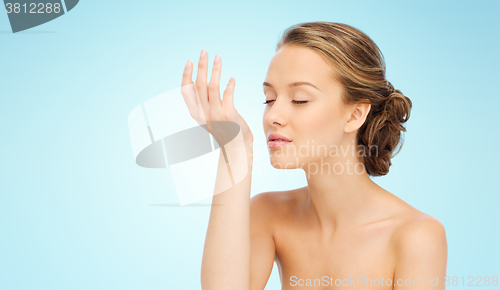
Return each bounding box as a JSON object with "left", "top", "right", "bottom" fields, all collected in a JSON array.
[{"left": 201, "top": 144, "right": 253, "bottom": 290}]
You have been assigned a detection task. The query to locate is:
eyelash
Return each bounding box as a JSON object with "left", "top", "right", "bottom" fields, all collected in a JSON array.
[{"left": 263, "top": 100, "right": 308, "bottom": 105}]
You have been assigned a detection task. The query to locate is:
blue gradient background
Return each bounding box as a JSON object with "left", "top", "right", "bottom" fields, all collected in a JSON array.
[{"left": 1, "top": 1, "right": 499, "bottom": 289}]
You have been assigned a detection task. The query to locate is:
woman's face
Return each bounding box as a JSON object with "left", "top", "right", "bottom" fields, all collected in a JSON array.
[{"left": 262, "top": 45, "right": 350, "bottom": 170}]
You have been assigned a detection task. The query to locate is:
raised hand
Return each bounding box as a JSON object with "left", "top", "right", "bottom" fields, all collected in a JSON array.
[{"left": 181, "top": 50, "right": 254, "bottom": 151}]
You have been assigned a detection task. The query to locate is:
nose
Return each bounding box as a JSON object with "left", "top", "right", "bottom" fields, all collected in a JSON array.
[{"left": 264, "top": 98, "right": 287, "bottom": 127}]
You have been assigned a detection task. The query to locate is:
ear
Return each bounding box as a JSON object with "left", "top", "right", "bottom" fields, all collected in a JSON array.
[{"left": 344, "top": 102, "right": 371, "bottom": 134}]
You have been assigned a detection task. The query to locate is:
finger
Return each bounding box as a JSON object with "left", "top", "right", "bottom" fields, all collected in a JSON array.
[
  {"left": 181, "top": 59, "right": 198, "bottom": 106},
  {"left": 181, "top": 60, "right": 205, "bottom": 123},
  {"left": 223, "top": 77, "right": 235, "bottom": 109},
  {"left": 195, "top": 49, "right": 209, "bottom": 106},
  {"left": 208, "top": 55, "right": 222, "bottom": 107},
  {"left": 182, "top": 59, "right": 193, "bottom": 86}
]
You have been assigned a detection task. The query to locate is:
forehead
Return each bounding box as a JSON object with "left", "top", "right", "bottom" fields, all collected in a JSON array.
[{"left": 265, "top": 45, "right": 335, "bottom": 85}]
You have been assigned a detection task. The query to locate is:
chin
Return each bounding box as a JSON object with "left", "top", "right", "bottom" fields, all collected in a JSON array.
[{"left": 269, "top": 154, "right": 301, "bottom": 170}]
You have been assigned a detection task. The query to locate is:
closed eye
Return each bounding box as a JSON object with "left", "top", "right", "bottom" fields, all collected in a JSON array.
[{"left": 263, "top": 100, "right": 308, "bottom": 105}]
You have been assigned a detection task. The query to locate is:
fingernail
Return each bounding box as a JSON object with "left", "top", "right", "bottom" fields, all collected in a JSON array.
[
  {"left": 214, "top": 55, "right": 221, "bottom": 64},
  {"left": 185, "top": 60, "right": 191, "bottom": 69},
  {"left": 200, "top": 49, "right": 207, "bottom": 59},
  {"left": 229, "top": 77, "right": 235, "bottom": 82}
]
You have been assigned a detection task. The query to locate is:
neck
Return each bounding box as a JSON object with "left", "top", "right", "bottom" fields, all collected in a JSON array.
[{"left": 301, "top": 142, "right": 388, "bottom": 233}]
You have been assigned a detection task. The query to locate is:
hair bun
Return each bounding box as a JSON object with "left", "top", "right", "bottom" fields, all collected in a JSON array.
[{"left": 383, "top": 83, "right": 412, "bottom": 128}]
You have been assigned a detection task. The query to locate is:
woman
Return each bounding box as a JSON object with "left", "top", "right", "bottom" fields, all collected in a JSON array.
[{"left": 181, "top": 22, "right": 447, "bottom": 290}]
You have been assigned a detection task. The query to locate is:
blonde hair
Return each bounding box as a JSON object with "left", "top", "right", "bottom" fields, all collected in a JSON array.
[{"left": 277, "top": 22, "right": 412, "bottom": 177}]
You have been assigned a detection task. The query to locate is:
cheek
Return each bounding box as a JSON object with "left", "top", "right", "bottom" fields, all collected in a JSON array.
[{"left": 297, "top": 104, "right": 344, "bottom": 145}]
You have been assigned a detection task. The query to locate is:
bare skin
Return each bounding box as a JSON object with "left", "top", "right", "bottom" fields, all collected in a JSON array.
[
  {"left": 251, "top": 187, "right": 447, "bottom": 289},
  {"left": 182, "top": 45, "right": 447, "bottom": 290}
]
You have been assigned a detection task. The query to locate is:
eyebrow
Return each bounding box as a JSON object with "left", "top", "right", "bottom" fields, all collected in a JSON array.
[{"left": 263, "top": 81, "right": 322, "bottom": 92}]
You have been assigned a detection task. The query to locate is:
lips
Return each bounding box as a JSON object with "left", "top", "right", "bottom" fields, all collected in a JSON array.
[
  {"left": 267, "top": 133, "right": 292, "bottom": 142},
  {"left": 268, "top": 140, "right": 291, "bottom": 149},
  {"left": 267, "top": 133, "right": 292, "bottom": 149}
]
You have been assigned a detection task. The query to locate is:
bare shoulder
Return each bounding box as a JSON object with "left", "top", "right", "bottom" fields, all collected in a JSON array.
[
  {"left": 378, "top": 189, "right": 447, "bottom": 245},
  {"left": 386, "top": 207, "right": 449, "bottom": 278},
  {"left": 391, "top": 210, "right": 448, "bottom": 258},
  {"left": 249, "top": 188, "right": 302, "bottom": 238},
  {"left": 250, "top": 187, "right": 304, "bottom": 219}
]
